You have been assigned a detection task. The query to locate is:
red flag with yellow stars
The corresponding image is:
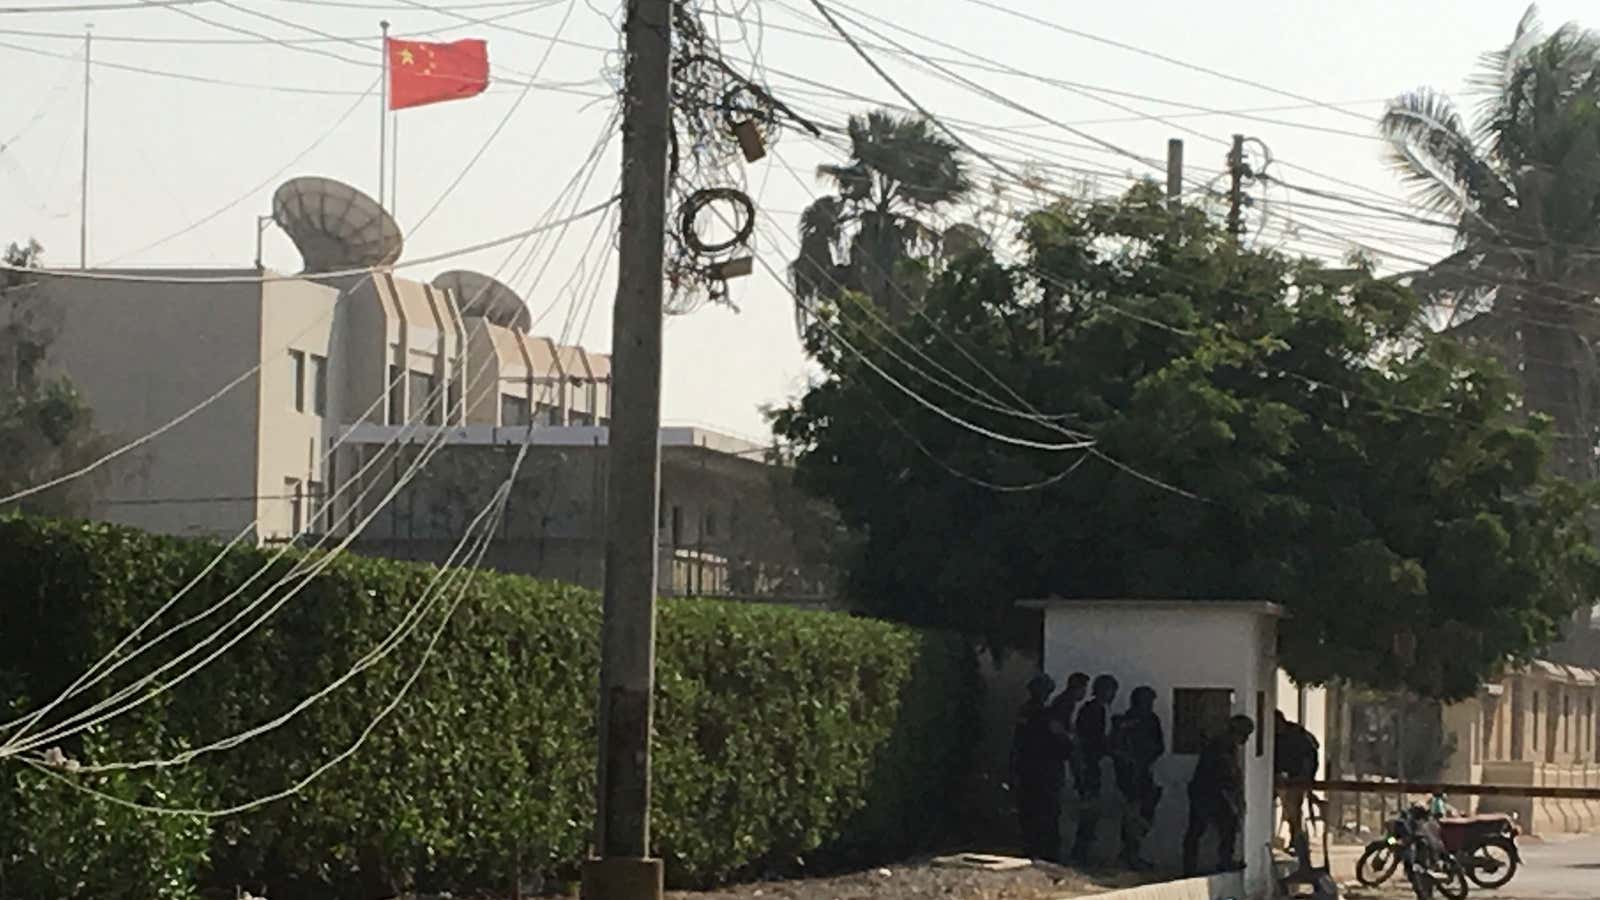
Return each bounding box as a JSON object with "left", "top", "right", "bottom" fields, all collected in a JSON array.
[{"left": 386, "top": 37, "right": 490, "bottom": 110}]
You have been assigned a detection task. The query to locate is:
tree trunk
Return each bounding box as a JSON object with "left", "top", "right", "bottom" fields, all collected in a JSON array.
[{"left": 1520, "top": 299, "right": 1591, "bottom": 480}]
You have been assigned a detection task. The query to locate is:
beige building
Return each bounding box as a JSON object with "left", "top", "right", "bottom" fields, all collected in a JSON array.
[
  {"left": 1317, "top": 662, "right": 1600, "bottom": 836},
  {"left": 1471, "top": 661, "right": 1600, "bottom": 833},
  {"left": 6, "top": 177, "right": 831, "bottom": 601}
]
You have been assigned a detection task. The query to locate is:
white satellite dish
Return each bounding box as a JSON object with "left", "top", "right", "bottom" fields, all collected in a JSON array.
[
  {"left": 432, "top": 269, "right": 531, "bottom": 332},
  {"left": 272, "top": 176, "right": 402, "bottom": 273}
]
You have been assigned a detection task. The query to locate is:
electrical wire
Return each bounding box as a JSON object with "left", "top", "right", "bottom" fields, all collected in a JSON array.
[
  {"left": 767, "top": 151, "right": 1096, "bottom": 437},
  {"left": 957, "top": 0, "right": 1370, "bottom": 126},
  {"left": 0, "top": 199, "right": 613, "bottom": 512},
  {"left": 0, "top": 198, "right": 615, "bottom": 287},
  {"left": 793, "top": 4, "right": 1600, "bottom": 334},
  {"left": 405, "top": 0, "right": 582, "bottom": 237},
  {"left": 22, "top": 461, "right": 520, "bottom": 814},
  {"left": 11, "top": 140, "right": 616, "bottom": 784},
  {"left": 767, "top": 0, "right": 1386, "bottom": 144},
  {"left": 98, "top": 75, "right": 379, "bottom": 264},
  {"left": 0, "top": 0, "right": 206, "bottom": 11},
  {"left": 0, "top": 1, "right": 561, "bottom": 44},
  {"left": 0, "top": 115, "right": 619, "bottom": 747},
  {"left": 144, "top": 0, "right": 374, "bottom": 69},
  {"left": 4, "top": 217, "right": 601, "bottom": 755}
]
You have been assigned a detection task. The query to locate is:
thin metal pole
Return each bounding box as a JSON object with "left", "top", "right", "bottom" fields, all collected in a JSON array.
[
  {"left": 391, "top": 114, "right": 400, "bottom": 220},
  {"left": 379, "top": 20, "right": 390, "bottom": 209},
  {"left": 588, "top": 0, "right": 672, "bottom": 891},
  {"left": 254, "top": 214, "right": 272, "bottom": 269},
  {"left": 80, "top": 25, "right": 92, "bottom": 269},
  {"left": 1165, "top": 138, "right": 1183, "bottom": 211}
]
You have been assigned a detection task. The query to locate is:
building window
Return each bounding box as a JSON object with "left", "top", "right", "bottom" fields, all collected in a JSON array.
[
  {"left": 501, "top": 394, "right": 530, "bottom": 427},
  {"left": 286, "top": 478, "right": 304, "bottom": 535},
  {"left": 387, "top": 365, "right": 404, "bottom": 425},
  {"left": 447, "top": 380, "right": 461, "bottom": 421},
  {"left": 570, "top": 410, "right": 594, "bottom": 427},
  {"left": 409, "top": 371, "right": 438, "bottom": 425},
  {"left": 310, "top": 355, "right": 328, "bottom": 417},
  {"left": 1172, "top": 687, "right": 1234, "bottom": 754},
  {"left": 703, "top": 509, "right": 718, "bottom": 539},
  {"left": 290, "top": 350, "right": 306, "bottom": 412},
  {"left": 670, "top": 505, "right": 683, "bottom": 547},
  {"left": 536, "top": 402, "right": 561, "bottom": 426}
]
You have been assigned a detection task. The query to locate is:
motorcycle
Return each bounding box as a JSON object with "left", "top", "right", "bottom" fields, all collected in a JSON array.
[
  {"left": 1356, "top": 794, "right": 1521, "bottom": 892},
  {"left": 1356, "top": 803, "right": 1467, "bottom": 900}
]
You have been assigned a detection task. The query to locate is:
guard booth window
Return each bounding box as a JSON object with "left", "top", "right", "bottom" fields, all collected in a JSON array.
[{"left": 1172, "top": 687, "right": 1234, "bottom": 754}]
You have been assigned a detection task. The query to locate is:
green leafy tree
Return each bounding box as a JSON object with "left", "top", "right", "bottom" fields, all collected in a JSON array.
[
  {"left": 790, "top": 110, "right": 973, "bottom": 326},
  {"left": 772, "top": 183, "right": 1600, "bottom": 701},
  {"left": 0, "top": 239, "right": 106, "bottom": 516},
  {"left": 1381, "top": 5, "right": 1600, "bottom": 481}
]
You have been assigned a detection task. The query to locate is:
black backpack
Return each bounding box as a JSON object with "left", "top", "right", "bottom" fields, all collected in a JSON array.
[{"left": 1279, "top": 725, "right": 1320, "bottom": 777}]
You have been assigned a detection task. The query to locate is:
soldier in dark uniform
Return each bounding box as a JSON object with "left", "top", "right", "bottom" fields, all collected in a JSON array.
[
  {"left": 1183, "top": 714, "right": 1254, "bottom": 876},
  {"left": 1111, "top": 685, "right": 1164, "bottom": 870},
  {"left": 1049, "top": 672, "right": 1090, "bottom": 786},
  {"left": 1011, "top": 672, "right": 1069, "bottom": 861},
  {"left": 1070, "top": 674, "right": 1118, "bottom": 864}
]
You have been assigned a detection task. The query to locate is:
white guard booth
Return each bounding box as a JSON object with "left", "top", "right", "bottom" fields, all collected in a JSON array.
[{"left": 1022, "top": 599, "right": 1284, "bottom": 899}]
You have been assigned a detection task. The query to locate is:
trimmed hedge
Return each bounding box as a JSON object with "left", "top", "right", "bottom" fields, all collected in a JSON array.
[{"left": 0, "top": 518, "right": 980, "bottom": 899}]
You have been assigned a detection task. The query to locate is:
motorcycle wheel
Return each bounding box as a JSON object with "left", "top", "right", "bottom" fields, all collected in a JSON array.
[
  {"left": 1432, "top": 857, "right": 1469, "bottom": 900},
  {"left": 1467, "top": 835, "right": 1519, "bottom": 890},
  {"left": 1405, "top": 861, "right": 1434, "bottom": 900},
  {"left": 1357, "top": 841, "right": 1400, "bottom": 887}
]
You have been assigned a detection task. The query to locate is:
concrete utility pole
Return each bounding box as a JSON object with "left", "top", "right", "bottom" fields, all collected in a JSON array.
[
  {"left": 1225, "top": 133, "right": 1246, "bottom": 239},
  {"left": 1165, "top": 138, "right": 1183, "bottom": 211},
  {"left": 584, "top": 1, "right": 672, "bottom": 899}
]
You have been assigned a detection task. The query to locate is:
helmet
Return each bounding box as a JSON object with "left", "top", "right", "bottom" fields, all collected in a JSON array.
[{"left": 1027, "top": 672, "right": 1056, "bottom": 699}]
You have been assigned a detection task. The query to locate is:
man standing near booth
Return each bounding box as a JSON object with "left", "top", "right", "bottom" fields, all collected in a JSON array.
[
  {"left": 1183, "top": 714, "right": 1254, "bottom": 877},
  {"left": 1070, "top": 674, "right": 1119, "bottom": 864},
  {"left": 1275, "top": 710, "right": 1320, "bottom": 860}
]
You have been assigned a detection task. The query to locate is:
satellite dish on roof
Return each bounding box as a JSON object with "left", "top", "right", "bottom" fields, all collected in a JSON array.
[
  {"left": 272, "top": 176, "right": 402, "bottom": 273},
  {"left": 432, "top": 269, "right": 531, "bottom": 331}
]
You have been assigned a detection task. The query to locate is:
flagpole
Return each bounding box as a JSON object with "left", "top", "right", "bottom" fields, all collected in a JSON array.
[
  {"left": 391, "top": 115, "right": 399, "bottom": 221},
  {"left": 379, "top": 20, "right": 390, "bottom": 210},
  {"left": 79, "top": 24, "right": 92, "bottom": 269}
]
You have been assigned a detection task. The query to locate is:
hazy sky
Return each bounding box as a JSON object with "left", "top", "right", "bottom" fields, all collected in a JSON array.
[{"left": 0, "top": 0, "right": 1586, "bottom": 440}]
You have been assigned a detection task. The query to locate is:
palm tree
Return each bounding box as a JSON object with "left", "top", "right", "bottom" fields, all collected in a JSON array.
[
  {"left": 790, "top": 110, "right": 972, "bottom": 328},
  {"left": 1380, "top": 5, "right": 1600, "bottom": 480}
]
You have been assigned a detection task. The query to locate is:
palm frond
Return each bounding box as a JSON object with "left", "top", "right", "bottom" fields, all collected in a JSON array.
[
  {"left": 817, "top": 162, "right": 872, "bottom": 204},
  {"left": 1380, "top": 89, "right": 1506, "bottom": 219},
  {"left": 1469, "top": 3, "right": 1544, "bottom": 100},
  {"left": 792, "top": 197, "right": 851, "bottom": 303}
]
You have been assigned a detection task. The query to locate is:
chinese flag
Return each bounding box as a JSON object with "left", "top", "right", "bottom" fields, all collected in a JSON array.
[{"left": 387, "top": 37, "right": 490, "bottom": 111}]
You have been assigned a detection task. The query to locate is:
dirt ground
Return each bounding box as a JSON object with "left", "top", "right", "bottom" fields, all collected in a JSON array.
[{"left": 666, "top": 858, "right": 1157, "bottom": 900}]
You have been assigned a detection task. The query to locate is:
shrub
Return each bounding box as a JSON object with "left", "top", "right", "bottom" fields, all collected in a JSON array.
[
  {"left": 0, "top": 730, "right": 210, "bottom": 900},
  {"left": 0, "top": 518, "right": 979, "bottom": 898}
]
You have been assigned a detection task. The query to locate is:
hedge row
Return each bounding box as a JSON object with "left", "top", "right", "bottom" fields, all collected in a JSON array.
[{"left": 0, "top": 518, "right": 981, "bottom": 900}]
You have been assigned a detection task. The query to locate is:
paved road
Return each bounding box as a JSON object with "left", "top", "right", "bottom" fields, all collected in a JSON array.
[
  {"left": 1327, "top": 832, "right": 1600, "bottom": 900},
  {"left": 1484, "top": 832, "right": 1600, "bottom": 899}
]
